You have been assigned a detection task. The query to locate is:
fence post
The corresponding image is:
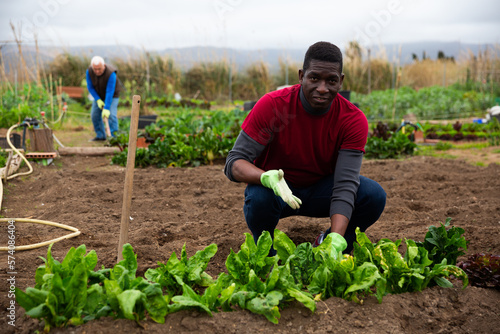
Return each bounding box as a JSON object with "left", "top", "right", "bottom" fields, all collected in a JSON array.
[{"left": 367, "top": 48, "right": 371, "bottom": 94}]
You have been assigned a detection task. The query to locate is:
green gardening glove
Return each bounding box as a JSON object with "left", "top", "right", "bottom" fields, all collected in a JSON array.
[
  {"left": 260, "top": 169, "right": 302, "bottom": 209},
  {"left": 97, "top": 99, "right": 105, "bottom": 109},
  {"left": 102, "top": 109, "right": 110, "bottom": 119}
]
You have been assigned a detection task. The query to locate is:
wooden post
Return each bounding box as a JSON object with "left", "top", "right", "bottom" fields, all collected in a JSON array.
[
  {"left": 117, "top": 95, "right": 141, "bottom": 262},
  {"left": 58, "top": 146, "right": 120, "bottom": 156},
  {"left": 28, "top": 128, "right": 54, "bottom": 152}
]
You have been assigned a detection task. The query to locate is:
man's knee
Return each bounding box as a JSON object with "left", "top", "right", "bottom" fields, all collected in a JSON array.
[{"left": 372, "top": 184, "right": 386, "bottom": 215}]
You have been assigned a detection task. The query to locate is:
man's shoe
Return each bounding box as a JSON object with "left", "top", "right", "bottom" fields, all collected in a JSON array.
[{"left": 89, "top": 137, "right": 106, "bottom": 142}]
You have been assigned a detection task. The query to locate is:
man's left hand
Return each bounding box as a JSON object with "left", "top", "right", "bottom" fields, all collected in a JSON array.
[
  {"left": 102, "top": 109, "right": 110, "bottom": 119},
  {"left": 261, "top": 169, "right": 302, "bottom": 209}
]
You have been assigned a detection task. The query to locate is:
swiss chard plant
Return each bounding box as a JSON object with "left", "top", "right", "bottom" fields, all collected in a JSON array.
[
  {"left": 16, "top": 220, "right": 471, "bottom": 329},
  {"left": 15, "top": 244, "right": 102, "bottom": 332},
  {"left": 145, "top": 243, "right": 217, "bottom": 294},
  {"left": 416, "top": 217, "right": 468, "bottom": 265},
  {"left": 365, "top": 131, "right": 417, "bottom": 159}
]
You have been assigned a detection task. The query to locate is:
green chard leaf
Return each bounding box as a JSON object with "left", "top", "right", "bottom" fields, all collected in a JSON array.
[
  {"left": 64, "top": 263, "right": 88, "bottom": 318},
  {"left": 344, "top": 262, "right": 383, "bottom": 300},
  {"left": 142, "top": 283, "right": 169, "bottom": 323},
  {"left": 117, "top": 243, "right": 138, "bottom": 280},
  {"left": 273, "top": 229, "right": 296, "bottom": 263},
  {"left": 171, "top": 283, "right": 213, "bottom": 316},
  {"left": 15, "top": 287, "right": 47, "bottom": 312},
  {"left": 245, "top": 291, "right": 283, "bottom": 324},
  {"left": 117, "top": 290, "right": 146, "bottom": 321},
  {"left": 85, "top": 284, "right": 105, "bottom": 316},
  {"left": 186, "top": 243, "right": 217, "bottom": 285}
]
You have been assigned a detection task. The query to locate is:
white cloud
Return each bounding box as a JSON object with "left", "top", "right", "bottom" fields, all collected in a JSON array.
[{"left": 0, "top": 0, "right": 498, "bottom": 49}]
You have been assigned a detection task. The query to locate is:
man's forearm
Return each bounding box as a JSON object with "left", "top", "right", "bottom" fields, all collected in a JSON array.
[
  {"left": 231, "top": 159, "right": 264, "bottom": 185},
  {"left": 86, "top": 71, "right": 100, "bottom": 101},
  {"left": 330, "top": 213, "right": 349, "bottom": 236}
]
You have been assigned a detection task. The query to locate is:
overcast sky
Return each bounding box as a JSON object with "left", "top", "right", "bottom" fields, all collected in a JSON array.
[{"left": 1, "top": 0, "right": 499, "bottom": 51}]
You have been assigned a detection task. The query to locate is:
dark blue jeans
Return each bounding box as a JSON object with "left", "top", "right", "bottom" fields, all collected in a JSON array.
[{"left": 243, "top": 175, "right": 386, "bottom": 254}]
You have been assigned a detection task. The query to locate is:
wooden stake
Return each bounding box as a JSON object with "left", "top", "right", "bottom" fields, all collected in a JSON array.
[
  {"left": 117, "top": 95, "right": 141, "bottom": 262},
  {"left": 49, "top": 74, "right": 54, "bottom": 122}
]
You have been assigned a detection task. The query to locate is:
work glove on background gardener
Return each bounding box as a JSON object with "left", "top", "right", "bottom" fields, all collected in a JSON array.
[
  {"left": 97, "top": 99, "right": 105, "bottom": 109},
  {"left": 102, "top": 109, "right": 110, "bottom": 119},
  {"left": 261, "top": 169, "right": 302, "bottom": 209}
]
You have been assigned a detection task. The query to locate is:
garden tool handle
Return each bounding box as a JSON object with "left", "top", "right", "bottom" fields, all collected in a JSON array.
[{"left": 103, "top": 116, "right": 112, "bottom": 138}]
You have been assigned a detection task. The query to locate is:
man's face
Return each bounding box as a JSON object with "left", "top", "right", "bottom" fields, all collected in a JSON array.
[
  {"left": 92, "top": 63, "right": 105, "bottom": 76},
  {"left": 298, "top": 60, "right": 344, "bottom": 109}
]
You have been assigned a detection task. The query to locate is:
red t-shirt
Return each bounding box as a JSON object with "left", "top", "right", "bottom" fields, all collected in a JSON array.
[{"left": 241, "top": 84, "right": 368, "bottom": 188}]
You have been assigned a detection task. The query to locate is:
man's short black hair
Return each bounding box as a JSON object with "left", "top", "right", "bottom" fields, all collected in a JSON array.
[{"left": 303, "top": 41, "right": 343, "bottom": 72}]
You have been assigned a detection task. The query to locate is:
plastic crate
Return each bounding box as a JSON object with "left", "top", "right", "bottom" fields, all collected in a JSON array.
[{"left": 0, "top": 133, "right": 22, "bottom": 149}]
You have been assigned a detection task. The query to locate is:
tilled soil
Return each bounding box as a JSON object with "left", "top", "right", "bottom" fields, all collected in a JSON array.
[{"left": 1, "top": 155, "right": 499, "bottom": 334}]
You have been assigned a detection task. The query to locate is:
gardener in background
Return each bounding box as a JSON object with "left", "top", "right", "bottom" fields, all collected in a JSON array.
[
  {"left": 224, "top": 41, "right": 386, "bottom": 254},
  {"left": 86, "top": 56, "right": 121, "bottom": 141}
]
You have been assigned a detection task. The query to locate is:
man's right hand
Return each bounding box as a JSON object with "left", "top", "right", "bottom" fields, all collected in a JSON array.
[
  {"left": 260, "top": 169, "right": 302, "bottom": 209},
  {"left": 97, "top": 99, "right": 105, "bottom": 109}
]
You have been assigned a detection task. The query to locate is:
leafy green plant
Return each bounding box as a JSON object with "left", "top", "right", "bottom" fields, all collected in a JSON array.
[
  {"left": 111, "top": 109, "right": 247, "bottom": 168},
  {"left": 0, "top": 150, "right": 8, "bottom": 168},
  {"left": 365, "top": 132, "right": 417, "bottom": 159},
  {"left": 108, "top": 132, "right": 129, "bottom": 151},
  {"left": 15, "top": 244, "right": 102, "bottom": 332},
  {"left": 487, "top": 118, "right": 500, "bottom": 146},
  {"left": 224, "top": 231, "right": 316, "bottom": 324},
  {"left": 100, "top": 244, "right": 170, "bottom": 324},
  {"left": 17, "top": 222, "right": 469, "bottom": 329},
  {"left": 353, "top": 231, "right": 467, "bottom": 294},
  {"left": 145, "top": 243, "right": 217, "bottom": 294},
  {"left": 416, "top": 218, "right": 468, "bottom": 265},
  {"left": 354, "top": 85, "right": 494, "bottom": 121},
  {"left": 0, "top": 84, "right": 54, "bottom": 128}
]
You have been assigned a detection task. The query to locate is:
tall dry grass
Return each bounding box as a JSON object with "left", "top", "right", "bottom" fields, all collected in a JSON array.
[
  {"left": 2, "top": 34, "right": 499, "bottom": 103},
  {"left": 233, "top": 61, "right": 272, "bottom": 101},
  {"left": 48, "top": 53, "right": 90, "bottom": 86},
  {"left": 274, "top": 57, "right": 301, "bottom": 87},
  {"left": 401, "top": 59, "right": 460, "bottom": 88},
  {"left": 182, "top": 60, "right": 230, "bottom": 101},
  {"left": 342, "top": 41, "right": 393, "bottom": 93},
  {"left": 113, "top": 53, "right": 182, "bottom": 100}
]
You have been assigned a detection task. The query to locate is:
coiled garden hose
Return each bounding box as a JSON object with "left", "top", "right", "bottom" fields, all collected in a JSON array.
[
  {"left": 0, "top": 123, "right": 80, "bottom": 251},
  {"left": 0, "top": 218, "right": 80, "bottom": 251}
]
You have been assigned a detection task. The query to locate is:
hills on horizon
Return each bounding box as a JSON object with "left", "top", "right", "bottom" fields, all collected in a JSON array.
[{"left": 1, "top": 41, "right": 496, "bottom": 75}]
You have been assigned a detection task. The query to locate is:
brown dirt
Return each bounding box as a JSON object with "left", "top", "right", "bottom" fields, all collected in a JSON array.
[{"left": 1, "top": 153, "right": 500, "bottom": 334}]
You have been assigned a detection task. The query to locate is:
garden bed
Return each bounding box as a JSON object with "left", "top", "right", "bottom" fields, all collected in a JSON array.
[{"left": 1, "top": 155, "right": 499, "bottom": 333}]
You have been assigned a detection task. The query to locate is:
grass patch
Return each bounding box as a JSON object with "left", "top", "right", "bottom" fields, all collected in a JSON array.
[
  {"left": 434, "top": 153, "right": 458, "bottom": 159},
  {"left": 415, "top": 145, "right": 458, "bottom": 159},
  {"left": 452, "top": 142, "right": 490, "bottom": 150},
  {"left": 435, "top": 142, "right": 453, "bottom": 151},
  {"left": 415, "top": 145, "right": 436, "bottom": 156}
]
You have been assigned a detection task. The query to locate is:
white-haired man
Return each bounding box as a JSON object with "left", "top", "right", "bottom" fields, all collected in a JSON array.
[{"left": 86, "top": 56, "right": 121, "bottom": 141}]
